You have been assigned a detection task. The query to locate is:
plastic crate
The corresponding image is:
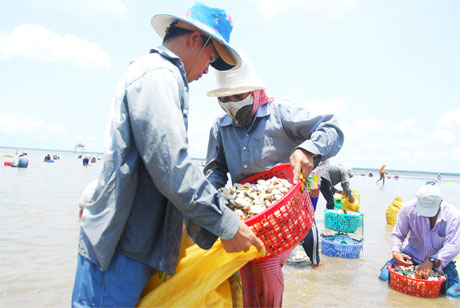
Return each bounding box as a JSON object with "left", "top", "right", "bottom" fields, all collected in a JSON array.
[
  {"left": 241, "top": 163, "right": 315, "bottom": 261},
  {"left": 320, "top": 234, "right": 363, "bottom": 258},
  {"left": 387, "top": 264, "right": 446, "bottom": 297},
  {"left": 324, "top": 209, "right": 363, "bottom": 233}
]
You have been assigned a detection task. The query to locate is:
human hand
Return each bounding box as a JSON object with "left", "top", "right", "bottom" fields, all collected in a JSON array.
[
  {"left": 290, "top": 149, "right": 316, "bottom": 183},
  {"left": 309, "top": 182, "right": 319, "bottom": 198},
  {"left": 416, "top": 259, "right": 434, "bottom": 279},
  {"left": 222, "top": 221, "right": 263, "bottom": 253},
  {"left": 348, "top": 196, "right": 355, "bottom": 203},
  {"left": 392, "top": 251, "right": 413, "bottom": 266}
]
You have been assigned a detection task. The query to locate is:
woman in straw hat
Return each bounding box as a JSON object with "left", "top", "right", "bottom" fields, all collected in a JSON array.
[
  {"left": 204, "top": 55, "right": 344, "bottom": 308},
  {"left": 72, "top": 3, "right": 263, "bottom": 307}
]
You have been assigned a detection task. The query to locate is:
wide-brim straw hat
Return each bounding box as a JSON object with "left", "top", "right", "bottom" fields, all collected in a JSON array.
[
  {"left": 207, "top": 54, "right": 265, "bottom": 97},
  {"left": 151, "top": 2, "right": 241, "bottom": 71}
]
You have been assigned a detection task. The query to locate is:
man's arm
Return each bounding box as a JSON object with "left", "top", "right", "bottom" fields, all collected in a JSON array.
[
  {"left": 391, "top": 205, "right": 412, "bottom": 265},
  {"left": 432, "top": 213, "right": 460, "bottom": 269}
]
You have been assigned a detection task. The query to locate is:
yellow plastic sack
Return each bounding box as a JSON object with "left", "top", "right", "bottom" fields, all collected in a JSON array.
[
  {"left": 138, "top": 239, "right": 265, "bottom": 308},
  {"left": 386, "top": 196, "right": 404, "bottom": 226},
  {"left": 341, "top": 189, "right": 361, "bottom": 212}
]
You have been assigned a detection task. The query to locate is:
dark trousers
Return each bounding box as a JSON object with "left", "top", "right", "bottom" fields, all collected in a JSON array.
[
  {"left": 301, "top": 220, "right": 320, "bottom": 265},
  {"left": 320, "top": 178, "right": 335, "bottom": 210}
]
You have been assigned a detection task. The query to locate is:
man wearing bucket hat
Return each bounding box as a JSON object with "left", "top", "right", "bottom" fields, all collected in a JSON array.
[
  {"left": 379, "top": 185, "right": 460, "bottom": 297},
  {"left": 204, "top": 55, "right": 344, "bottom": 307},
  {"left": 72, "top": 3, "right": 263, "bottom": 307}
]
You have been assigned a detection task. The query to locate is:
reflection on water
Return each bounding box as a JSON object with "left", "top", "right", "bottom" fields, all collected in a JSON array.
[{"left": 1, "top": 148, "right": 459, "bottom": 307}]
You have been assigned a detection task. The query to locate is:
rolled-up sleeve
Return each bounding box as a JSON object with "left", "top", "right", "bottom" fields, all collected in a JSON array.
[
  {"left": 278, "top": 103, "right": 344, "bottom": 160},
  {"left": 125, "top": 66, "right": 239, "bottom": 241}
]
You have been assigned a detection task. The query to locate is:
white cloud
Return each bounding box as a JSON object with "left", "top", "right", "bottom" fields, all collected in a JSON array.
[
  {"left": 393, "top": 140, "right": 420, "bottom": 148},
  {"left": 451, "top": 149, "right": 460, "bottom": 162},
  {"left": 399, "top": 151, "right": 409, "bottom": 158},
  {"left": 0, "top": 114, "right": 65, "bottom": 135},
  {"left": 413, "top": 150, "right": 429, "bottom": 159},
  {"left": 392, "top": 119, "right": 417, "bottom": 133},
  {"left": 48, "top": 0, "right": 128, "bottom": 20},
  {"left": 304, "top": 98, "right": 347, "bottom": 116},
  {"left": 257, "top": 0, "right": 357, "bottom": 18},
  {"left": 0, "top": 24, "right": 110, "bottom": 69},
  {"left": 438, "top": 110, "right": 460, "bottom": 129},
  {"left": 431, "top": 129, "right": 456, "bottom": 144},
  {"left": 47, "top": 123, "right": 66, "bottom": 134},
  {"left": 355, "top": 117, "right": 386, "bottom": 131},
  {"left": 363, "top": 142, "right": 384, "bottom": 149}
]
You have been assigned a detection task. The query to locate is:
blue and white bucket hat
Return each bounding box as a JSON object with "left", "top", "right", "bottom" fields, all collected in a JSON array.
[{"left": 151, "top": 2, "right": 241, "bottom": 70}]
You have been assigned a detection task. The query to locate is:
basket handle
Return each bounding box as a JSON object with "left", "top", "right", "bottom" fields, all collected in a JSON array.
[{"left": 299, "top": 174, "right": 312, "bottom": 192}]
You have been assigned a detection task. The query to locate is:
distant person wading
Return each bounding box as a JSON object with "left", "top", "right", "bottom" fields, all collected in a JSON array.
[{"left": 376, "top": 164, "right": 386, "bottom": 186}]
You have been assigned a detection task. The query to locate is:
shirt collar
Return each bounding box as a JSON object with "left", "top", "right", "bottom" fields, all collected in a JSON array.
[
  {"left": 436, "top": 201, "right": 447, "bottom": 222},
  {"left": 218, "top": 102, "right": 272, "bottom": 127},
  {"left": 150, "top": 46, "right": 188, "bottom": 88}
]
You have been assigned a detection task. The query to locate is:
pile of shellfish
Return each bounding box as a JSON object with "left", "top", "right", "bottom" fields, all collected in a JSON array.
[
  {"left": 218, "top": 177, "right": 293, "bottom": 220},
  {"left": 393, "top": 265, "right": 442, "bottom": 281}
]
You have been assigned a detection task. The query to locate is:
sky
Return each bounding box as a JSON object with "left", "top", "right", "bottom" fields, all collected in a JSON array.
[{"left": 1, "top": 0, "right": 459, "bottom": 173}]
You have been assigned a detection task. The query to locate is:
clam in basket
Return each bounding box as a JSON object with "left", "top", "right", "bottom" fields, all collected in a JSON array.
[
  {"left": 320, "top": 234, "right": 363, "bottom": 259},
  {"left": 324, "top": 209, "right": 364, "bottom": 233},
  {"left": 241, "top": 163, "right": 315, "bottom": 261},
  {"left": 387, "top": 264, "right": 446, "bottom": 297}
]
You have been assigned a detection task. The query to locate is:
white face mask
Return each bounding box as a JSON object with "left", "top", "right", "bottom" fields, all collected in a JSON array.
[{"left": 218, "top": 94, "right": 253, "bottom": 119}]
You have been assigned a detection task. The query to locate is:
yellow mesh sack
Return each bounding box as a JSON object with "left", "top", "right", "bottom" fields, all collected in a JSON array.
[
  {"left": 138, "top": 239, "right": 265, "bottom": 308},
  {"left": 386, "top": 196, "right": 404, "bottom": 226},
  {"left": 341, "top": 189, "right": 361, "bottom": 212}
]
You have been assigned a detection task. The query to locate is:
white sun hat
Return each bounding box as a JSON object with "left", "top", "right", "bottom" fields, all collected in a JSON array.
[
  {"left": 207, "top": 54, "right": 266, "bottom": 97},
  {"left": 416, "top": 185, "right": 442, "bottom": 217}
]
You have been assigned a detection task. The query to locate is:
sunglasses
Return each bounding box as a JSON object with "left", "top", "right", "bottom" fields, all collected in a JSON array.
[{"left": 218, "top": 93, "right": 250, "bottom": 103}]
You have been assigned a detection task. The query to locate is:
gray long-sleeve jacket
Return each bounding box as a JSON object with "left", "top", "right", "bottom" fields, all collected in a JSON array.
[
  {"left": 78, "top": 46, "right": 239, "bottom": 275},
  {"left": 321, "top": 165, "right": 353, "bottom": 196}
]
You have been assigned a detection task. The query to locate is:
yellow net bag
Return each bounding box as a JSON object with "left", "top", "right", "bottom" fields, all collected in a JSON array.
[
  {"left": 138, "top": 238, "right": 265, "bottom": 308},
  {"left": 386, "top": 196, "right": 404, "bottom": 226},
  {"left": 341, "top": 189, "right": 361, "bottom": 212}
]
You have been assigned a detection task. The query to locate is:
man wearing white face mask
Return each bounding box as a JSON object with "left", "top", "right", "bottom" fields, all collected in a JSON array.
[{"left": 204, "top": 55, "right": 344, "bottom": 308}]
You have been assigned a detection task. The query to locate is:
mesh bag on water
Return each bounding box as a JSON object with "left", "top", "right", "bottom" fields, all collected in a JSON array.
[{"left": 386, "top": 196, "right": 404, "bottom": 226}]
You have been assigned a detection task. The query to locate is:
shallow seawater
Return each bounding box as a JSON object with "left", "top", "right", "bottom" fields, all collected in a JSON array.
[
  {"left": 1, "top": 148, "right": 459, "bottom": 307},
  {"left": 282, "top": 175, "right": 459, "bottom": 308}
]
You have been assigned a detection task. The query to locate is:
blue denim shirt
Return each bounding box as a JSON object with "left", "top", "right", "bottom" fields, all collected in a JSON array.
[
  {"left": 78, "top": 46, "right": 240, "bottom": 275},
  {"left": 205, "top": 100, "right": 344, "bottom": 187}
]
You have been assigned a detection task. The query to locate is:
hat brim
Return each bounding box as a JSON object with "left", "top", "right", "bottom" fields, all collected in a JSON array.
[
  {"left": 151, "top": 14, "right": 241, "bottom": 71},
  {"left": 207, "top": 85, "right": 266, "bottom": 97},
  {"left": 416, "top": 200, "right": 440, "bottom": 217}
]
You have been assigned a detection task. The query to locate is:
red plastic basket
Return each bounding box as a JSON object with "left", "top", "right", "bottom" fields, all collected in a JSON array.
[
  {"left": 387, "top": 264, "right": 446, "bottom": 297},
  {"left": 240, "top": 163, "right": 315, "bottom": 261}
]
